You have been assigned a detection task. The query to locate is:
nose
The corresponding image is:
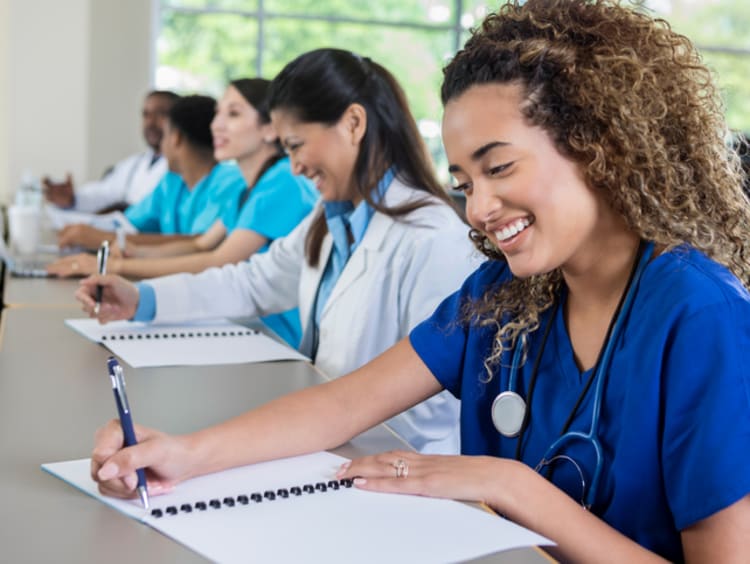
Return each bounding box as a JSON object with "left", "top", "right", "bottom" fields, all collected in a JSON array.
[
  {"left": 290, "top": 156, "right": 305, "bottom": 176},
  {"left": 465, "top": 180, "right": 501, "bottom": 231}
]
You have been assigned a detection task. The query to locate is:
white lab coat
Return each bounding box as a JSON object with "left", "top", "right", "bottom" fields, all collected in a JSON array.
[
  {"left": 73, "top": 150, "right": 167, "bottom": 212},
  {"left": 148, "top": 178, "right": 484, "bottom": 453}
]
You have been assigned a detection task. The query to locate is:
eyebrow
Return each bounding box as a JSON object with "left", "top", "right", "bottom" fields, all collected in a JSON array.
[{"left": 448, "top": 141, "right": 510, "bottom": 173}]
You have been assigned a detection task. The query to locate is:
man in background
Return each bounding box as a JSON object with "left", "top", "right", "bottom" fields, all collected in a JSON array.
[{"left": 43, "top": 90, "right": 179, "bottom": 213}]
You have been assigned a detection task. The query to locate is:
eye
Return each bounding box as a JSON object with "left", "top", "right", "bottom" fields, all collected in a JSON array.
[
  {"left": 488, "top": 162, "right": 513, "bottom": 176},
  {"left": 451, "top": 180, "right": 472, "bottom": 193},
  {"left": 285, "top": 142, "right": 302, "bottom": 154}
]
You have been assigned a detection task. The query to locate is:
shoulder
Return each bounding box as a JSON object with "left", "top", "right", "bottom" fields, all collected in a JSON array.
[
  {"left": 117, "top": 152, "right": 148, "bottom": 167},
  {"left": 155, "top": 171, "right": 181, "bottom": 193},
  {"left": 255, "top": 158, "right": 315, "bottom": 197},
  {"left": 643, "top": 246, "right": 750, "bottom": 315},
  {"left": 255, "top": 157, "right": 290, "bottom": 188},
  {"left": 214, "top": 162, "right": 245, "bottom": 185},
  {"left": 458, "top": 260, "right": 512, "bottom": 299}
]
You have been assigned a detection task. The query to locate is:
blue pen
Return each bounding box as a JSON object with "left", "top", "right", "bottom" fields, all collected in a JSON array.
[{"left": 107, "top": 356, "right": 150, "bottom": 509}]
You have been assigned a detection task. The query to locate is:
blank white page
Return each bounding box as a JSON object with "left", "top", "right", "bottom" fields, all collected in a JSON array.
[
  {"left": 42, "top": 452, "right": 552, "bottom": 563},
  {"left": 65, "top": 318, "right": 308, "bottom": 368}
]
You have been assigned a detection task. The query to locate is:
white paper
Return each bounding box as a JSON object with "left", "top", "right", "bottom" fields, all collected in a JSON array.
[
  {"left": 65, "top": 318, "right": 309, "bottom": 367},
  {"left": 42, "top": 452, "right": 552, "bottom": 564}
]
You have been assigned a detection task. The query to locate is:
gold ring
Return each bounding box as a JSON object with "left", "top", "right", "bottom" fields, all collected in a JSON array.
[{"left": 393, "top": 459, "right": 409, "bottom": 479}]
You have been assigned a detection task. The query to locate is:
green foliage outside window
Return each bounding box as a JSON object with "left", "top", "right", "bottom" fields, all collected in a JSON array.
[{"left": 157, "top": 0, "right": 750, "bottom": 183}]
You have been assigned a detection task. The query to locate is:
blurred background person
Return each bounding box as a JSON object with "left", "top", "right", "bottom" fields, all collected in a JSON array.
[
  {"left": 43, "top": 90, "right": 179, "bottom": 213},
  {"left": 54, "top": 94, "right": 246, "bottom": 250},
  {"left": 50, "top": 79, "right": 317, "bottom": 347}
]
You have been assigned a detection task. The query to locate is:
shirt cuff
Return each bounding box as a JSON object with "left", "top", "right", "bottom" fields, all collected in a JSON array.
[{"left": 132, "top": 282, "right": 156, "bottom": 321}]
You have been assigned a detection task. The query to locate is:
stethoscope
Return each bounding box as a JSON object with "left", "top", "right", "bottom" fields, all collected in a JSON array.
[{"left": 491, "top": 241, "right": 654, "bottom": 509}]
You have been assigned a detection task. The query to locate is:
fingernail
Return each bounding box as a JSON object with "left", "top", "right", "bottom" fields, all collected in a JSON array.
[
  {"left": 98, "top": 462, "right": 118, "bottom": 480},
  {"left": 124, "top": 473, "right": 137, "bottom": 490},
  {"left": 336, "top": 462, "right": 351, "bottom": 477},
  {"left": 149, "top": 482, "right": 172, "bottom": 495},
  {"left": 353, "top": 478, "right": 367, "bottom": 486}
]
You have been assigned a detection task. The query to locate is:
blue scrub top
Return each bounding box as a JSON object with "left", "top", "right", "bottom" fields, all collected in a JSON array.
[
  {"left": 410, "top": 246, "right": 750, "bottom": 562},
  {"left": 220, "top": 157, "right": 318, "bottom": 251},
  {"left": 124, "top": 162, "right": 245, "bottom": 234},
  {"left": 219, "top": 157, "right": 317, "bottom": 348}
]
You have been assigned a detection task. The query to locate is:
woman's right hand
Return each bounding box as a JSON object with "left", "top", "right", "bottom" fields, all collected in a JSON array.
[
  {"left": 91, "top": 420, "right": 193, "bottom": 499},
  {"left": 75, "top": 274, "right": 140, "bottom": 322}
]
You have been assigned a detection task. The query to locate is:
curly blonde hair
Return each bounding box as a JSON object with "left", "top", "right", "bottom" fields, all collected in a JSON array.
[{"left": 442, "top": 0, "right": 750, "bottom": 379}]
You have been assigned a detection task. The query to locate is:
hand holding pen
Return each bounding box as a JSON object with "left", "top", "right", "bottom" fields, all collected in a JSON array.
[
  {"left": 94, "top": 240, "right": 110, "bottom": 316},
  {"left": 107, "top": 356, "right": 150, "bottom": 508}
]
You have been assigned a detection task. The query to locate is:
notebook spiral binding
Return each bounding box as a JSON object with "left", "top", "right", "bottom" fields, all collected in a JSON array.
[
  {"left": 151, "top": 478, "right": 355, "bottom": 518},
  {"left": 101, "top": 329, "right": 258, "bottom": 341}
]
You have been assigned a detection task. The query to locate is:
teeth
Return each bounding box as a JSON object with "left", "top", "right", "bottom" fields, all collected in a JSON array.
[{"left": 495, "top": 218, "right": 530, "bottom": 242}]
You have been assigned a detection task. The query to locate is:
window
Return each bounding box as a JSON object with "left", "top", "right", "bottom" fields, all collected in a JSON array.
[
  {"left": 643, "top": 0, "right": 750, "bottom": 133},
  {"left": 156, "top": 0, "right": 750, "bottom": 183}
]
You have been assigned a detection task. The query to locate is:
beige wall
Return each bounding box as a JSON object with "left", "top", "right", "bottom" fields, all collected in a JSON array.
[{"left": 1, "top": 0, "right": 153, "bottom": 205}]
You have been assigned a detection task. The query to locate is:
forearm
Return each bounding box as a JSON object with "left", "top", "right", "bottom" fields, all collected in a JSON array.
[
  {"left": 148, "top": 240, "right": 301, "bottom": 323},
  {"left": 133, "top": 239, "right": 202, "bottom": 258},
  {"left": 114, "top": 251, "right": 226, "bottom": 279},
  {"left": 183, "top": 340, "right": 435, "bottom": 479},
  {"left": 126, "top": 233, "right": 197, "bottom": 245},
  {"left": 493, "top": 462, "right": 667, "bottom": 564},
  {"left": 182, "top": 378, "right": 365, "bottom": 478}
]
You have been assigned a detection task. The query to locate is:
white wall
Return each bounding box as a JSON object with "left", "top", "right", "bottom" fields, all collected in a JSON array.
[
  {"left": 0, "top": 0, "right": 10, "bottom": 205},
  {"left": 1, "top": 0, "right": 153, "bottom": 205}
]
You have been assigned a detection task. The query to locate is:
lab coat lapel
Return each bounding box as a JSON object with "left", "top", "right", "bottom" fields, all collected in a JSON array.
[{"left": 298, "top": 234, "right": 333, "bottom": 357}]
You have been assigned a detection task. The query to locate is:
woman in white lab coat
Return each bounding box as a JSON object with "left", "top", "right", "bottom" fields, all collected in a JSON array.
[{"left": 77, "top": 48, "right": 481, "bottom": 454}]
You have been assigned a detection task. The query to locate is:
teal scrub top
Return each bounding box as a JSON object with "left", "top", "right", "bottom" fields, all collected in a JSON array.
[{"left": 124, "top": 162, "right": 245, "bottom": 235}]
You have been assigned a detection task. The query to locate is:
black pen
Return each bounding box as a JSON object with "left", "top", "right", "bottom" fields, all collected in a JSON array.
[
  {"left": 107, "top": 356, "right": 150, "bottom": 509},
  {"left": 94, "top": 240, "right": 110, "bottom": 316}
]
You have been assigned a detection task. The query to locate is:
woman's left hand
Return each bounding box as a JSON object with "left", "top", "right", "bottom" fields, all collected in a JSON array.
[
  {"left": 336, "top": 449, "right": 515, "bottom": 508},
  {"left": 46, "top": 253, "right": 98, "bottom": 278}
]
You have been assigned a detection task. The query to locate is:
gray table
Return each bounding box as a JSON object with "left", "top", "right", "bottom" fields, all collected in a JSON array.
[
  {"left": 0, "top": 307, "right": 550, "bottom": 563},
  {"left": 2, "top": 268, "right": 81, "bottom": 307}
]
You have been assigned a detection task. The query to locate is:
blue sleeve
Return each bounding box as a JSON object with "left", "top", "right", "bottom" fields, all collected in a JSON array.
[
  {"left": 661, "top": 298, "right": 750, "bottom": 529},
  {"left": 410, "top": 261, "right": 509, "bottom": 397},
  {"left": 132, "top": 282, "right": 156, "bottom": 322},
  {"left": 234, "top": 176, "right": 316, "bottom": 241},
  {"left": 409, "top": 285, "right": 469, "bottom": 398},
  {"left": 124, "top": 176, "right": 168, "bottom": 233}
]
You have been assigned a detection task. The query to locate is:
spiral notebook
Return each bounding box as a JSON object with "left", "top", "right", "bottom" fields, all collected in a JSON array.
[
  {"left": 42, "top": 451, "right": 552, "bottom": 563},
  {"left": 65, "top": 318, "right": 308, "bottom": 368}
]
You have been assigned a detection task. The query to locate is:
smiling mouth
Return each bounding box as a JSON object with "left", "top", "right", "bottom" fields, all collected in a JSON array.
[
  {"left": 309, "top": 173, "right": 322, "bottom": 189},
  {"left": 494, "top": 217, "right": 532, "bottom": 242}
]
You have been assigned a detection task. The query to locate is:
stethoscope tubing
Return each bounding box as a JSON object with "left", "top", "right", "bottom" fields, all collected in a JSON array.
[{"left": 506, "top": 242, "right": 654, "bottom": 509}]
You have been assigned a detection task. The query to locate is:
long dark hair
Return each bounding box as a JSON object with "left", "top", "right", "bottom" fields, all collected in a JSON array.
[
  {"left": 268, "top": 48, "right": 453, "bottom": 266},
  {"left": 229, "top": 78, "right": 285, "bottom": 187}
]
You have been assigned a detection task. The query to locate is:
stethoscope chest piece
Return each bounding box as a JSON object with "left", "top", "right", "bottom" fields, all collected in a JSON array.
[{"left": 491, "top": 391, "right": 527, "bottom": 437}]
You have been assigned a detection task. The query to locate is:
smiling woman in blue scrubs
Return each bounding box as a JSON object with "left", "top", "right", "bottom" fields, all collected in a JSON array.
[{"left": 87, "top": 1, "right": 750, "bottom": 561}]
